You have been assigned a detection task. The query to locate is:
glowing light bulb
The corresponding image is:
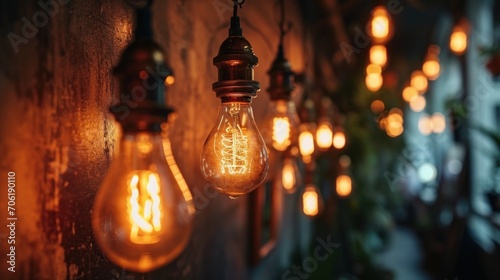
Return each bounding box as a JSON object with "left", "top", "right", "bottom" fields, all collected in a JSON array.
[
  {"left": 409, "top": 95, "right": 426, "bottom": 112},
  {"left": 336, "top": 175, "right": 352, "bottom": 197},
  {"left": 332, "top": 128, "right": 346, "bottom": 150},
  {"left": 371, "top": 100, "right": 385, "bottom": 114},
  {"left": 402, "top": 86, "right": 418, "bottom": 102},
  {"left": 264, "top": 100, "right": 300, "bottom": 152},
  {"left": 370, "top": 45, "right": 387, "bottom": 67},
  {"left": 418, "top": 114, "right": 433, "bottom": 136},
  {"left": 302, "top": 184, "right": 321, "bottom": 217},
  {"left": 410, "top": 70, "right": 428, "bottom": 93},
  {"left": 316, "top": 121, "right": 333, "bottom": 150},
  {"left": 92, "top": 132, "right": 194, "bottom": 272},
  {"left": 281, "top": 157, "right": 300, "bottom": 194},
  {"left": 450, "top": 26, "right": 467, "bottom": 55},
  {"left": 299, "top": 124, "right": 315, "bottom": 163},
  {"left": 366, "top": 73, "right": 383, "bottom": 92},
  {"left": 370, "top": 7, "right": 391, "bottom": 41},
  {"left": 431, "top": 113, "right": 446, "bottom": 134},
  {"left": 423, "top": 58, "right": 440, "bottom": 80},
  {"left": 201, "top": 102, "right": 269, "bottom": 197}
]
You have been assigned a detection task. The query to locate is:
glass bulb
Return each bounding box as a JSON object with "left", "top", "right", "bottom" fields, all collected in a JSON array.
[
  {"left": 302, "top": 184, "right": 322, "bottom": 217},
  {"left": 336, "top": 175, "right": 352, "bottom": 197},
  {"left": 370, "top": 7, "right": 391, "bottom": 41},
  {"left": 92, "top": 132, "right": 194, "bottom": 272},
  {"left": 201, "top": 102, "right": 269, "bottom": 197},
  {"left": 264, "top": 100, "right": 300, "bottom": 152},
  {"left": 316, "top": 121, "right": 333, "bottom": 150},
  {"left": 450, "top": 26, "right": 467, "bottom": 55},
  {"left": 299, "top": 123, "right": 315, "bottom": 164},
  {"left": 281, "top": 156, "right": 301, "bottom": 194},
  {"left": 332, "top": 128, "right": 346, "bottom": 150}
]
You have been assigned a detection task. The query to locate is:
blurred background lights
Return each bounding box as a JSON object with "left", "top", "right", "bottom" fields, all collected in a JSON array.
[
  {"left": 418, "top": 163, "right": 437, "bottom": 183},
  {"left": 332, "top": 129, "right": 347, "bottom": 149},
  {"left": 409, "top": 95, "right": 426, "bottom": 112},
  {"left": 402, "top": 86, "right": 419, "bottom": 102},
  {"left": 447, "top": 159, "right": 463, "bottom": 175},
  {"left": 366, "top": 73, "right": 383, "bottom": 91},
  {"left": 371, "top": 100, "right": 385, "bottom": 114},
  {"left": 418, "top": 113, "right": 446, "bottom": 135},
  {"left": 336, "top": 175, "right": 352, "bottom": 197},
  {"left": 370, "top": 45, "right": 387, "bottom": 67},
  {"left": 450, "top": 25, "right": 468, "bottom": 55},
  {"left": 410, "top": 70, "right": 429, "bottom": 93}
]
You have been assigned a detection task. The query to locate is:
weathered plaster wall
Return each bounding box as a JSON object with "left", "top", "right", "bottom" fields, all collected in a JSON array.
[{"left": 0, "top": 0, "right": 306, "bottom": 279}]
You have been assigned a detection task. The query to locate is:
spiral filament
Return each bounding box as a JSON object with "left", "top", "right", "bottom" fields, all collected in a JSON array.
[
  {"left": 272, "top": 117, "right": 291, "bottom": 151},
  {"left": 128, "top": 171, "right": 162, "bottom": 244},
  {"left": 219, "top": 103, "right": 249, "bottom": 175}
]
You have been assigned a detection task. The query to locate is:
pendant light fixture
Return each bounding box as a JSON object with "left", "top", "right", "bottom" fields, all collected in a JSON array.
[
  {"left": 201, "top": 0, "right": 269, "bottom": 198},
  {"left": 92, "top": 1, "right": 194, "bottom": 272},
  {"left": 263, "top": 0, "right": 300, "bottom": 153}
]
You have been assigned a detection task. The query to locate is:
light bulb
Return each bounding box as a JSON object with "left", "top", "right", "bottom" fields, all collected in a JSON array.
[
  {"left": 410, "top": 70, "right": 428, "bottom": 93},
  {"left": 370, "top": 45, "right": 387, "bottom": 67},
  {"left": 201, "top": 102, "right": 269, "bottom": 197},
  {"left": 92, "top": 132, "right": 194, "bottom": 272},
  {"left": 336, "top": 175, "right": 352, "bottom": 197},
  {"left": 281, "top": 156, "right": 300, "bottom": 194},
  {"left": 402, "top": 86, "right": 418, "bottom": 102},
  {"left": 302, "top": 184, "right": 321, "bottom": 217},
  {"left": 264, "top": 100, "right": 300, "bottom": 152},
  {"left": 332, "top": 128, "right": 346, "bottom": 150},
  {"left": 365, "top": 73, "right": 383, "bottom": 92},
  {"left": 299, "top": 123, "right": 315, "bottom": 163},
  {"left": 369, "top": 6, "right": 391, "bottom": 42},
  {"left": 316, "top": 121, "right": 333, "bottom": 150},
  {"left": 450, "top": 26, "right": 467, "bottom": 55},
  {"left": 423, "top": 58, "right": 440, "bottom": 80}
]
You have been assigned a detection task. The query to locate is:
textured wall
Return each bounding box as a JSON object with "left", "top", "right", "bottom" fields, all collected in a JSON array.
[{"left": 0, "top": 0, "right": 306, "bottom": 279}]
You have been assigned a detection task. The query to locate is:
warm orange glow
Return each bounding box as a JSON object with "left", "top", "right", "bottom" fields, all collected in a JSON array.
[
  {"left": 303, "top": 185, "right": 320, "bottom": 217},
  {"left": 128, "top": 172, "right": 162, "bottom": 244},
  {"left": 165, "top": 75, "right": 175, "bottom": 86},
  {"left": 272, "top": 117, "right": 291, "bottom": 151},
  {"left": 316, "top": 122, "right": 333, "bottom": 150},
  {"left": 162, "top": 135, "right": 195, "bottom": 216},
  {"left": 385, "top": 109, "right": 404, "bottom": 137},
  {"left": 402, "top": 86, "right": 419, "bottom": 102},
  {"left": 423, "top": 58, "right": 440, "bottom": 80},
  {"left": 450, "top": 26, "right": 467, "bottom": 55},
  {"left": 366, "top": 73, "right": 383, "bottom": 92},
  {"left": 370, "top": 6, "right": 390, "bottom": 41},
  {"left": 299, "top": 127, "right": 315, "bottom": 158},
  {"left": 339, "top": 155, "right": 351, "bottom": 168},
  {"left": 366, "top": 64, "right": 382, "bottom": 75},
  {"left": 371, "top": 100, "right": 385, "bottom": 114},
  {"left": 332, "top": 129, "right": 346, "bottom": 149},
  {"left": 336, "top": 175, "right": 352, "bottom": 197},
  {"left": 281, "top": 158, "right": 297, "bottom": 193},
  {"left": 387, "top": 109, "right": 403, "bottom": 125},
  {"left": 409, "top": 95, "right": 426, "bottom": 112},
  {"left": 386, "top": 122, "right": 404, "bottom": 137},
  {"left": 370, "top": 45, "right": 387, "bottom": 67},
  {"left": 410, "top": 71, "right": 428, "bottom": 93}
]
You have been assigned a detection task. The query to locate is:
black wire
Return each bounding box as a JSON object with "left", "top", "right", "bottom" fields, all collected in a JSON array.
[
  {"left": 279, "top": 0, "right": 285, "bottom": 45},
  {"left": 233, "top": 0, "right": 245, "bottom": 17}
]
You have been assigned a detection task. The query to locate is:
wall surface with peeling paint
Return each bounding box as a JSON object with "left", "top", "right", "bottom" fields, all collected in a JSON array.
[{"left": 0, "top": 0, "right": 308, "bottom": 279}]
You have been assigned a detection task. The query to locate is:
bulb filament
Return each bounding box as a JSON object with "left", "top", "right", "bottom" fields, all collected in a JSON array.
[
  {"left": 272, "top": 117, "right": 291, "bottom": 151},
  {"left": 128, "top": 172, "right": 162, "bottom": 244},
  {"left": 219, "top": 103, "right": 249, "bottom": 175}
]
